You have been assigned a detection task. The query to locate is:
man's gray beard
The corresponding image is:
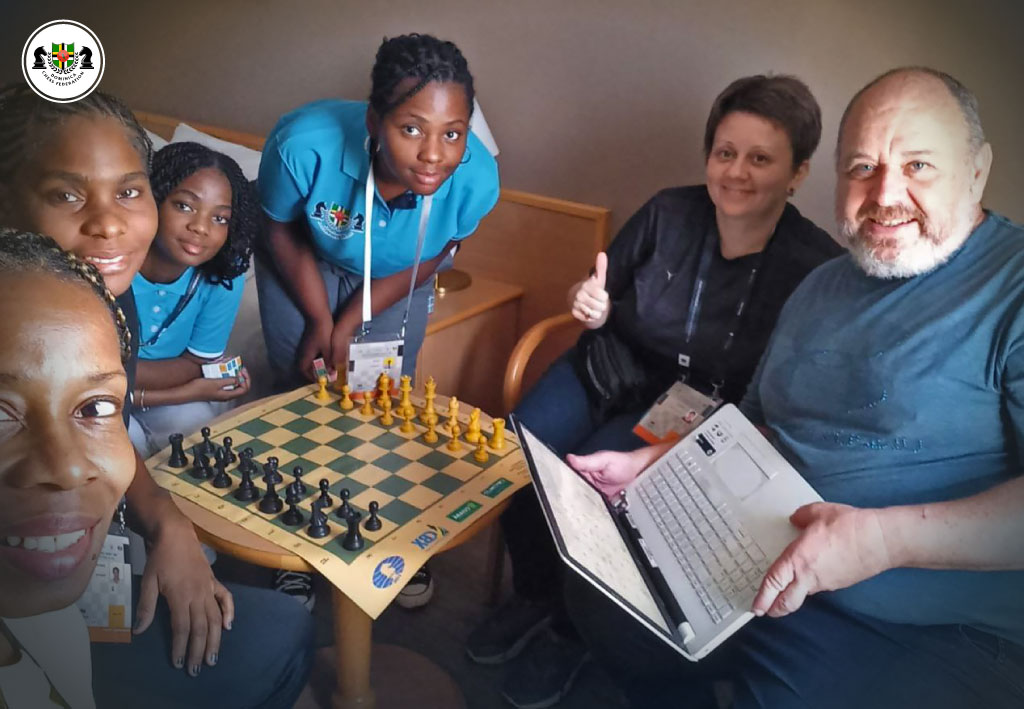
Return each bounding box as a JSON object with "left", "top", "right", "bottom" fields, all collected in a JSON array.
[{"left": 839, "top": 220, "right": 972, "bottom": 280}]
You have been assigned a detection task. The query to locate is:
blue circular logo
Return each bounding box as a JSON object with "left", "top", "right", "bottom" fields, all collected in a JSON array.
[{"left": 372, "top": 555, "right": 405, "bottom": 589}]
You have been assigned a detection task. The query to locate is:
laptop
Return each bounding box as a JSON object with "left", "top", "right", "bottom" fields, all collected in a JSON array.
[{"left": 511, "top": 404, "right": 821, "bottom": 661}]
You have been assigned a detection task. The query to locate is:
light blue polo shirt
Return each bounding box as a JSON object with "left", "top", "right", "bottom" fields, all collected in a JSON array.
[
  {"left": 132, "top": 268, "right": 246, "bottom": 360},
  {"left": 258, "top": 99, "right": 499, "bottom": 278}
]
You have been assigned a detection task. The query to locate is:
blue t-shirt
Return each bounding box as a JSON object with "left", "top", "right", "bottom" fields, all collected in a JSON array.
[
  {"left": 258, "top": 99, "right": 500, "bottom": 278},
  {"left": 132, "top": 268, "right": 246, "bottom": 360},
  {"left": 742, "top": 212, "right": 1024, "bottom": 645}
]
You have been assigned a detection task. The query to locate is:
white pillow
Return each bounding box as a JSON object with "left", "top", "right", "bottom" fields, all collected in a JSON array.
[
  {"left": 169, "top": 123, "right": 262, "bottom": 181},
  {"left": 145, "top": 128, "right": 168, "bottom": 151}
]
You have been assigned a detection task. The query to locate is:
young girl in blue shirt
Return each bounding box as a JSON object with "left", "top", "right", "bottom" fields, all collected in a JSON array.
[
  {"left": 257, "top": 33, "right": 499, "bottom": 388},
  {"left": 130, "top": 142, "right": 258, "bottom": 457}
]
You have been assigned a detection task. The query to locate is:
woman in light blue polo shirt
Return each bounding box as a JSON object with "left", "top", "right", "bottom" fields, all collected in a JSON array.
[
  {"left": 256, "top": 33, "right": 499, "bottom": 388},
  {"left": 130, "top": 142, "right": 258, "bottom": 456}
]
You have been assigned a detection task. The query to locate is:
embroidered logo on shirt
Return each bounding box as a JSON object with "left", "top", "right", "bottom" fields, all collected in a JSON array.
[{"left": 311, "top": 201, "right": 365, "bottom": 240}]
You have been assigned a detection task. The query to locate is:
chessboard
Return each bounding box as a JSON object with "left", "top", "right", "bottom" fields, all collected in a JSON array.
[{"left": 146, "top": 379, "right": 529, "bottom": 618}]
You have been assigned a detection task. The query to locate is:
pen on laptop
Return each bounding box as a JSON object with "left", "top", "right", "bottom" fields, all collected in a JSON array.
[{"left": 623, "top": 511, "right": 694, "bottom": 643}]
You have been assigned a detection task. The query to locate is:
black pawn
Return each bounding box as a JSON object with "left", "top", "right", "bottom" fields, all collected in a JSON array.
[
  {"left": 364, "top": 501, "right": 382, "bottom": 531},
  {"left": 292, "top": 466, "right": 307, "bottom": 496},
  {"left": 335, "top": 488, "right": 352, "bottom": 519},
  {"left": 211, "top": 450, "right": 232, "bottom": 488},
  {"left": 200, "top": 426, "right": 214, "bottom": 456},
  {"left": 233, "top": 464, "right": 260, "bottom": 502},
  {"left": 318, "top": 479, "right": 333, "bottom": 508},
  {"left": 190, "top": 452, "right": 211, "bottom": 480},
  {"left": 258, "top": 478, "right": 283, "bottom": 514},
  {"left": 281, "top": 484, "right": 304, "bottom": 526},
  {"left": 263, "top": 458, "right": 283, "bottom": 485},
  {"left": 167, "top": 433, "right": 188, "bottom": 468},
  {"left": 342, "top": 511, "right": 364, "bottom": 551},
  {"left": 222, "top": 436, "right": 236, "bottom": 465},
  {"left": 307, "top": 500, "right": 329, "bottom": 539}
]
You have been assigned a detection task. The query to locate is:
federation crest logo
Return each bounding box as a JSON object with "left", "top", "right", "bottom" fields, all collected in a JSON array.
[
  {"left": 372, "top": 555, "right": 405, "bottom": 589},
  {"left": 23, "top": 21, "right": 104, "bottom": 103},
  {"left": 311, "top": 200, "right": 365, "bottom": 240}
]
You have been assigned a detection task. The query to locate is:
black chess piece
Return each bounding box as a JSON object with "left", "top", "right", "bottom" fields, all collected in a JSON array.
[
  {"left": 222, "top": 436, "right": 237, "bottom": 465},
  {"left": 342, "top": 511, "right": 364, "bottom": 551},
  {"left": 307, "top": 499, "right": 329, "bottom": 539},
  {"left": 318, "top": 479, "right": 333, "bottom": 508},
  {"left": 237, "top": 448, "right": 252, "bottom": 476},
  {"left": 335, "top": 488, "right": 352, "bottom": 519},
  {"left": 32, "top": 47, "right": 46, "bottom": 69},
  {"left": 233, "top": 463, "right": 260, "bottom": 502},
  {"left": 167, "top": 433, "right": 188, "bottom": 468},
  {"left": 364, "top": 501, "right": 382, "bottom": 531},
  {"left": 80, "top": 46, "right": 94, "bottom": 69},
  {"left": 211, "top": 449, "right": 232, "bottom": 488},
  {"left": 264, "top": 456, "right": 283, "bottom": 485},
  {"left": 200, "top": 426, "right": 214, "bottom": 456},
  {"left": 190, "top": 452, "right": 211, "bottom": 480},
  {"left": 292, "top": 466, "right": 307, "bottom": 496},
  {"left": 281, "top": 483, "right": 304, "bottom": 526},
  {"left": 258, "top": 478, "right": 283, "bottom": 514}
]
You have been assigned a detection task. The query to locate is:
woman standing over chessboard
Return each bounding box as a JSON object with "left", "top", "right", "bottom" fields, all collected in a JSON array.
[
  {"left": 255, "top": 33, "right": 499, "bottom": 610},
  {"left": 255, "top": 33, "right": 499, "bottom": 392}
]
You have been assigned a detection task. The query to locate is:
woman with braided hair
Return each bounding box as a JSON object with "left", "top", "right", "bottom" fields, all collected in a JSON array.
[
  {"left": 256, "top": 32, "right": 499, "bottom": 387},
  {"left": 0, "top": 229, "right": 136, "bottom": 709},
  {"left": 257, "top": 32, "right": 498, "bottom": 609},
  {"left": 0, "top": 84, "right": 312, "bottom": 709},
  {"left": 129, "top": 142, "right": 259, "bottom": 457}
]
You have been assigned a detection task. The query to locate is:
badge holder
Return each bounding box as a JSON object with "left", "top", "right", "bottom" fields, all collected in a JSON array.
[
  {"left": 348, "top": 164, "right": 433, "bottom": 392},
  {"left": 77, "top": 501, "right": 133, "bottom": 643}
]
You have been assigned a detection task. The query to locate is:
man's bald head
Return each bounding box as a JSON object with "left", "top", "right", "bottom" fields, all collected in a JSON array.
[
  {"left": 834, "top": 67, "right": 993, "bottom": 279},
  {"left": 837, "top": 67, "right": 986, "bottom": 160}
]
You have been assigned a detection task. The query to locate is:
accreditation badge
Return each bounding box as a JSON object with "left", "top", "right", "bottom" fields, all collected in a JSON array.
[
  {"left": 77, "top": 533, "right": 132, "bottom": 643},
  {"left": 633, "top": 380, "right": 721, "bottom": 444},
  {"left": 348, "top": 335, "right": 404, "bottom": 393}
]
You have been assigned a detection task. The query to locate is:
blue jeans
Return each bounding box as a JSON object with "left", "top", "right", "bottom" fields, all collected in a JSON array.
[
  {"left": 255, "top": 250, "right": 448, "bottom": 392},
  {"left": 502, "top": 354, "right": 649, "bottom": 624},
  {"left": 565, "top": 571, "right": 1024, "bottom": 709},
  {"left": 92, "top": 578, "right": 314, "bottom": 709}
]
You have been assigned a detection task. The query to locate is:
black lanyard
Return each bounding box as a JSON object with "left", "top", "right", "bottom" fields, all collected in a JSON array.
[{"left": 679, "top": 224, "right": 769, "bottom": 394}]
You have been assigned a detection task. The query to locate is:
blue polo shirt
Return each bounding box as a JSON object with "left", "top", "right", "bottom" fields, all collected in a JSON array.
[
  {"left": 258, "top": 99, "right": 499, "bottom": 278},
  {"left": 132, "top": 268, "right": 246, "bottom": 360}
]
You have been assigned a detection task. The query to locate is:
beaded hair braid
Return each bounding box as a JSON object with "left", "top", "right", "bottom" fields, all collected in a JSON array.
[
  {"left": 149, "top": 142, "right": 257, "bottom": 285},
  {"left": 368, "top": 33, "right": 475, "bottom": 119},
  {"left": 0, "top": 228, "right": 132, "bottom": 363},
  {"left": 0, "top": 83, "right": 153, "bottom": 186}
]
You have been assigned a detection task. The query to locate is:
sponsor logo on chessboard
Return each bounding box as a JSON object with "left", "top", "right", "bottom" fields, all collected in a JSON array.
[
  {"left": 372, "top": 555, "right": 405, "bottom": 589},
  {"left": 482, "top": 478, "right": 513, "bottom": 498},
  {"left": 446, "top": 500, "right": 482, "bottom": 523}
]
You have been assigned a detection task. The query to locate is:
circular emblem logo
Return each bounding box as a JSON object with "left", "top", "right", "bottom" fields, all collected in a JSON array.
[
  {"left": 371, "top": 555, "right": 405, "bottom": 589},
  {"left": 22, "top": 20, "right": 105, "bottom": 103}
]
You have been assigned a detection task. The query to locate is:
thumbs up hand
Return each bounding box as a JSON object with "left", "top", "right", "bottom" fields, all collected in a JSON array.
[{"left": 570, "top": 252, "right": 611, "bottom": 328}]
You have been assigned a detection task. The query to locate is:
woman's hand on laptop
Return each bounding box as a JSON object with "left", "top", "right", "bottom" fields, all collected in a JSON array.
[
  {"left": 751, "top": 502, "right": 892, "bottom": 619},
  {"left": 569, "top": 441, "right": 674, "bottom": 499}
]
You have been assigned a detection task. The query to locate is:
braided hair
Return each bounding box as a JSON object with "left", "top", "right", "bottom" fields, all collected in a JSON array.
[
  {"left": 0, "top": 83, "right": 152, "bottom": 187},
  {"left": 149, "top": 142, "right": 257, "bottom": 285},
  {"left": 0, "top": 228, "right": 131, "bottom": 363},
  {"left": 369, "top": 34, "right": 475, "bottom": 119}
]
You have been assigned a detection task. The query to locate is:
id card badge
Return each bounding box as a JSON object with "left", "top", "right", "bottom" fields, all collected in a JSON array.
[
  {"left": 77, "top": 530, "right": 132, "bottom": 643},
  {"left": 633, "top": 379, "right": 720, "bottom": 444},
  {"left": 348, "top": 335, "right": 404, "bottom": 392}
]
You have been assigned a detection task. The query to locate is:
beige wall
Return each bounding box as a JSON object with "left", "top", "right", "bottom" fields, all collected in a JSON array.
[{"left": 4, "top": 0, "right": 1022, "bottom": 236}]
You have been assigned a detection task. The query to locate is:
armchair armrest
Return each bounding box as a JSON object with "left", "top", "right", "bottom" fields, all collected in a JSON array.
[{"left": 502, "top": 313, "right": 581, "bottom": 413}]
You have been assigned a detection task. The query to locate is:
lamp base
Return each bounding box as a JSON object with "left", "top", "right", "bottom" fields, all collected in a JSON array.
[{"left": 435, "top": 269, "right": 472, "bottom": 294}]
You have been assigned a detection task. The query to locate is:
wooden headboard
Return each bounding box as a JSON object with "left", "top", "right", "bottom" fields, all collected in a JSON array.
[{"left": 136, "top": 111, "right": 610, "bottom": 387}]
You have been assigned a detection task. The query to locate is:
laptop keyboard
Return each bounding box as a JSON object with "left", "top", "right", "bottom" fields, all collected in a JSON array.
[{"left": 637, "top": 451, "right": 771, "bottom": 624}]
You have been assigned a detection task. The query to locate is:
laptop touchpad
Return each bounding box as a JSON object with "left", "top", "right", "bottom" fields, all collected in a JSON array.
[{"left": 714, "top": 445, "right": 768, "bottom": 501}]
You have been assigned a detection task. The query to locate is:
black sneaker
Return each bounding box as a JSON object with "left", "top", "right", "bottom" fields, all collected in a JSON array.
[
  {"left": 395, "top": 565, "right": 434, "bottom": 609},
  {"left": 466, "top": 596, "right": 551, "bottom": 665},
  {"left": 273, "top": 570, "right": 315, "bottom": 612},
  {"left": 500, "top": 629, "right": 589, "bottom": 709}
]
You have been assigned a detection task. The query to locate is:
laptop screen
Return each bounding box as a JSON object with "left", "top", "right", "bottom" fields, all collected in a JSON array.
[{"left": 515, "top": 422, "right": 669, "bottom": 634}]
